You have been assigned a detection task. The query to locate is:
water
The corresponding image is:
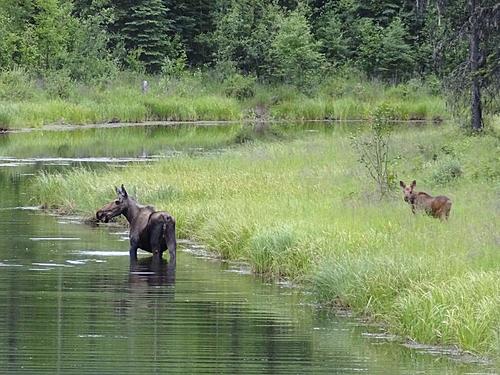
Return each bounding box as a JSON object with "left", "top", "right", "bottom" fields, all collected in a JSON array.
[{"left": 0, "top": 126, "right": 496, "bottom": 374}]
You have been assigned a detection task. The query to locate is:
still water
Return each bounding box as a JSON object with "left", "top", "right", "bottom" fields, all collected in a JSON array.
[{"left": 0, "top": 125, "right": 495, "bottom": 374}]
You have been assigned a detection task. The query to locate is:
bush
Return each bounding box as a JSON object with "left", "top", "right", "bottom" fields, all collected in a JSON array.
[
  {"left": 431, "top": 158, "right": 463, "bottom": 185},
  {"left": 42, "top": 70, "right": 74, "bottom": 99},
  {"left": 223, "top": 73, "right": 256, "bottom": 100},
  {"left": 0, "top": 68, "right": 35, "bottom": 101}
]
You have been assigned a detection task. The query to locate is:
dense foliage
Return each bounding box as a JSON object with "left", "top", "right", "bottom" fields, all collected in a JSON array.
[{"left": 0, "top": 0, "right": 498, "bottom": 126}]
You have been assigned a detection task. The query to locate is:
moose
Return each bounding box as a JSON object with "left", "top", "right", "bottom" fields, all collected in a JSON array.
[
  {"left": 400, "top": 180, "right": 452, "bottom": 220},
  {"left": 96, "top": 185, "right": 176, "bottom": 263}
]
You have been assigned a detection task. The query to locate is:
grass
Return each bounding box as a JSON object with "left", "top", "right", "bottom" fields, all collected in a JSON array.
[
  {"left": 30, "top": 122, "right": 499, "bottom": 358},
  {"left": 0, "top": 70, "right": 447, "bottom": 128}
]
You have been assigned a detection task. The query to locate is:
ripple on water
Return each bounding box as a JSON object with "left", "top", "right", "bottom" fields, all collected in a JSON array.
[
  {"left": 30, "top": 237, "right": 81, "bottom": 241},
  {"left": 75, "top": 250, "right": 129, "bottom": 257}
]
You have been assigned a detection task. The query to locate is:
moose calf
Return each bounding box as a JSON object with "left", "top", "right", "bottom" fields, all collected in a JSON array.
[{"left": 400, "top": 180, "right": 452, "bottom": 220}]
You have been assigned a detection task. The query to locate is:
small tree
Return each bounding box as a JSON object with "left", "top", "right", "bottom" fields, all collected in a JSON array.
[
  {"left": 377, "top": 17, "right": 415, "bottom": 81},
  {"left": 210, "top": 0, "right": 282, "bottom": 79},
  {"left": 352, "top": 104, "right": 396, "bottom": 199},
  {"left": 271, "top": 7, "right": 326, "bottom": 89}
]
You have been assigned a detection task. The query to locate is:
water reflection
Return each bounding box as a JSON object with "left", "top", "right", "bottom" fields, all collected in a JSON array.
[{"left": 129, "top": 256, "right": 176, "bottom": 288}]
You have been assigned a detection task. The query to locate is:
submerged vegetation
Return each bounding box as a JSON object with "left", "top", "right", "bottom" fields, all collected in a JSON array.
[{"left": 31, "top": 122, "right": 500, "bottom": 357}]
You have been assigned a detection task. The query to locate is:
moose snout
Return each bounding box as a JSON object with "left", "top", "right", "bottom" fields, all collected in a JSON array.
[{"left": 96, "top": 210, "right": 109, "bottom": 223}]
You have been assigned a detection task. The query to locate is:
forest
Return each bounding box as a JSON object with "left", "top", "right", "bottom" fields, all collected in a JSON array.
[{"left": 0, "top": 0, "right": 498, "bottom": 128}]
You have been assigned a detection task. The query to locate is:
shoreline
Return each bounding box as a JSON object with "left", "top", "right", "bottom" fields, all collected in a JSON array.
[
  {"left": 36, "top": 207, "right": 497, "bottom": 367},
  {"left": 2, "top": 118, "right": 444, "bottom": 134}
]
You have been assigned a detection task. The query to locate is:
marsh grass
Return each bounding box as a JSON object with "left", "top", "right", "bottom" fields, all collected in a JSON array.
[
  {"left": 1, "top": 71, "right": 446, "bottom": 128},
  {"left": 31, "top": 123, "right": 499, "bottom": 356}
]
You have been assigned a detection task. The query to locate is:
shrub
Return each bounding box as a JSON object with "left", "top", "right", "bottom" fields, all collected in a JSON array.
[
  {"left": 42, "top": 70, "right": 74, "bottom": 99},
  {"left": 223, "top": 73, "right": 256, "bottom": 100},
  {"left": 0, "top": 68, "right": 35, "bottom": 101},
  {"left": 431, "top": 158, "right": 463, "bottom": 185},
  {"left": 352, "top": 103, "right": 397, "bottom": 198}
]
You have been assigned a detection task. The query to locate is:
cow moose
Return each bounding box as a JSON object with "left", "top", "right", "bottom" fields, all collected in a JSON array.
[
  {"left": 96, "top": 185, "right": 176, "bottom": 263},
  {"left": 399, "top": 180, "right": 452, "bottom": 220}
]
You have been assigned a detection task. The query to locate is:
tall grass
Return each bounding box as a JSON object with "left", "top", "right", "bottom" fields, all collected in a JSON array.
[
  {"left": 30, "top": 123, "right": 499, "bottom": 357},
  {"left": 0, "top": 70, "right": 447, "bottom": 128}
]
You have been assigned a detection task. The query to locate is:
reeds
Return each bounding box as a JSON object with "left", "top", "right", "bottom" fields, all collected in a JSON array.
[{"left": 0, "top": 71, "right": 446, "bottom": 128}]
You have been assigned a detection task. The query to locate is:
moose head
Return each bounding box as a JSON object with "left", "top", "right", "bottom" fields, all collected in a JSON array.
[
  {"left": 400, "top": 180, "right": 417, "bottom": 204},
  {"left": 96, "top": 185, "right": 132, "bottom": 223}
]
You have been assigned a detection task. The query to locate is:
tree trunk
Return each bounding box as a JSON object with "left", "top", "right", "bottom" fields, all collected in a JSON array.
[{"left": 469, "top": 0, "right": 483, "bottom": 131}]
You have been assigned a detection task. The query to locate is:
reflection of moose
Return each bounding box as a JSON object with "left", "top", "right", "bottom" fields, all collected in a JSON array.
[
  {"left": 400, "top": 180, "right": 452, "bottom": 220},
  {"left": 96, "top": 185, "right": 176, "bottom": 263},
  {"left": 129, "top": 256, "right": 176, "bottom": 287}
]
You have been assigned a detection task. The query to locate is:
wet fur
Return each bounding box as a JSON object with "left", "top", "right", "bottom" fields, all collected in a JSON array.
[{"left": 96, "top": 185, "right": 176, "bottom": 263}]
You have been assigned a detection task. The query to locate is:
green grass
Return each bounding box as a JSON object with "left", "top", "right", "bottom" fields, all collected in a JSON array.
[
  {"left": 0, "top": 70, "right": 447, "bottom": 128},
  {"left": 30, "top": 123, "right": 500, "bottom": 357}
]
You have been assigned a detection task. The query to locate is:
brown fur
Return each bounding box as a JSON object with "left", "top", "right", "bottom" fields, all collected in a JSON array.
[
  {"left": 96, "top": 185, "right": 176, "bottom": 263},
  {"left": 400, "top": 180, "right": 452, "bottom": 220}
]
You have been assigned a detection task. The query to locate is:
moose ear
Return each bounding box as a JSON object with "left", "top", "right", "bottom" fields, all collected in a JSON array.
[
  {"left": 120, "top": 184, "right": 128, "bottom": 198},
  {"left": 115, "top": 186, "right": 121, "bottom": 195},
  {"left": 411, "top": 180, "right": 416, "bottom": 188},
  {"left": 399, "top": 181, "right": 405, "bottom": 189}
]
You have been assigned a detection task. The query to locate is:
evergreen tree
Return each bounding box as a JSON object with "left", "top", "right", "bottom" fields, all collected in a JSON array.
[
  {"left": 166, "top": 0, "right": 216, "bottom": 66},
  {"left": 314, "top": 6, "right": 351, "bottom": 65},
  {"left": 272, "top": 6, "right": 326, "bottom": 88},
  {"left": 377, "top": 17, "right": 415, "bottom": 80},
  {"left": 119, "top": 0, "right": 172, "bottom": 73}
]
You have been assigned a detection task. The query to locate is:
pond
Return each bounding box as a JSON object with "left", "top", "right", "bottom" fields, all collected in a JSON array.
[{"left": 0, "top": 124, "right": 494, "bottom": 374}]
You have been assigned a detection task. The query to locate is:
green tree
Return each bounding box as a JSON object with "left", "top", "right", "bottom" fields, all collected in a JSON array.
[
  {"left": 355, "top": 18, "right": 383, "bottom": 76},
  {"left": 272, "top": 6, "right": 326, "bottom": 88},
  {"left": 118, "top": 0, "right": 173, "bottom": 73},
  {"left": 166, "top": 0, "right": 216, "bottom": 66},
  {"left": 377, "top": 17, "right": 415, "bottom": 81},
  {"left": 210, "top": 0, "right": 282, "bottom": 79},
  {"left": 314, "top": 6, "right": 351, "bottom": 65},
  {"left": 33, "top": 0, "right": 76, "bottom": 71}
]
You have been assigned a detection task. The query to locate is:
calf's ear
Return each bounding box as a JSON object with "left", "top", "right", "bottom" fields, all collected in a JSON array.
[
  {"left": 411, "top": 180, "right": 416, "bottom": 188},
  {"left": 399, "top": 181, "right": 405, "bottom": 189}
]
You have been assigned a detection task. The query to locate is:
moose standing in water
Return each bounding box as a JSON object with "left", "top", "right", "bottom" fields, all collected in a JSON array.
[
  {"left": 400, "top": 180, "right": 452, "bottom": 220},
  {"left": 96, "top": 185, "right": 176, "bottom": 263}
]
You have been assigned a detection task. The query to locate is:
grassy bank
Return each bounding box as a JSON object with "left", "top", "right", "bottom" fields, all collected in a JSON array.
[
  {"left": 0, "top": 70, "right": 446, "bottom": 128},
  {"left": 31, "top": 123, "right": 499, "bottom": 358}
]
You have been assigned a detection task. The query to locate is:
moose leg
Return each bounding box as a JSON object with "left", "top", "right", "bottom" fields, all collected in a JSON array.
[
  {"left": 149, "top": 223, "right": 164, "bottom": 259},
  {"left": 165, "top": 219, "right": 176, "bottom": 266},
  {"left": 129, "top": 238, "right": 139, "bottom": 260}
]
